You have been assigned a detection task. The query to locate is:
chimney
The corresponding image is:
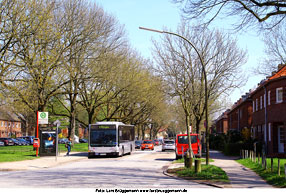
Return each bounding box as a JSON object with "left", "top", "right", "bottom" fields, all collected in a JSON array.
[{"left": 278, "top": 64, "right": 284, "bottom": 71}]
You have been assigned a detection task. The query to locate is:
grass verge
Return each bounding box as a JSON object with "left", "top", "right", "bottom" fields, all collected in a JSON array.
[
  {"left": 237, "top": 158, "right": 286, "bottom": 188},
  {"left": 0, "top": 143, "right": 88, "bottom": 163},
  {"left": 173, "top": 158, "right": 214, "bottom": 163},
  {"left": 167, "top": 165, "right": 229, "bottom": 183},
  {"left": 0, "top": 146, "right": 36, "bottom": 162}
]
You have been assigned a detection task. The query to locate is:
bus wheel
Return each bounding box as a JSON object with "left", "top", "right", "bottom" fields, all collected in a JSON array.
[
  {"left": 127, "top": 146, "right": 132, "bottom": 155},
  {"left": 121, "top": 147, "right": 124, "bottom": 156}
]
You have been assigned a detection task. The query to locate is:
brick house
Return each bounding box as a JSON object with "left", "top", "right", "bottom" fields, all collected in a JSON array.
[
  {"left": 61, "top": 124, "right": 87, "bottom": 138},
  {"left": 227, "top": 93, "right": 253, "bottom": 132},
  {"left": 0, "top": 110, "right": 22, "bottom": 138},
  {"left": 215, "top": 110, "right": 229, "bottom": 134},
  {"left": 251, "top": 64, "right": 286, "bottom": 157}
]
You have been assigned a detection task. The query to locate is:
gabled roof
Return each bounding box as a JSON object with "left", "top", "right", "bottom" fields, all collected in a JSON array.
[
  {"left": 269, "top": 64, "right": 286, "bottom": 80},
  {"left": 0, "top": 108, "right": 21, "bottom": 122},
  {"left": 250, "top": 64, "right": 286, "bottom": 96}
]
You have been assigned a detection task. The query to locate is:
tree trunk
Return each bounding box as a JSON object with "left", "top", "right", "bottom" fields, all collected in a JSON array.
[{"left": 186, "top": 115, "right": 193, "bottom": 159}]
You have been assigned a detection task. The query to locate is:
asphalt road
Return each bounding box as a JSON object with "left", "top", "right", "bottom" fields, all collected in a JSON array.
[{"left": 0, "top": 146, "right": 211, "bottom": 188}]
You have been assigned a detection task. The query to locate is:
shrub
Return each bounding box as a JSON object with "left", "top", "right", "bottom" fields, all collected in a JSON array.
[
  {"left": 210, "top": 133, "right": 226, "bottom": 151},
  {"left": 223, "top": 142, "right": 243, "bottom": 156}
]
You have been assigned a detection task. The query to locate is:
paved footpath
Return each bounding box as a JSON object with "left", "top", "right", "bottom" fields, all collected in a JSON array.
[{"left": 210, "top": 150, "right": 272, "bottom": 188}]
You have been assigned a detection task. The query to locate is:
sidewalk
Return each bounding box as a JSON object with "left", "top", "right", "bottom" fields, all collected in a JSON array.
[
  {"left": 165, "top": 150, "right": 273, "bottom": 188},
  {"left": 0, "top": 152, "right": 87, "bottom": 171},
  {"left": 210, "top": 150, "right": 272, "bottom": 188}
]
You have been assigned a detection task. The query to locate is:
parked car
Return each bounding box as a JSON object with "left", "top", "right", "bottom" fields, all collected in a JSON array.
[
  {"left": 11, "top": 138, "right": 22, "bottom": 145},
  {"left": 135, "top": 140, "right": 142, "bottom": 149},
  {"left": 79, "top": 138, "right": 88, "bottom": 143},
  {"left": 0, "top": 138, "right": 14, "bottom": 146},
  {"left": 162, "top": 139, "right": 175, "bottom": 152},
  {"left": 153, "top": 139, "right": 160, "bottom": 146},
  {"left": 0, "top": 141, "right": 4, "bottom": 146},
  {"left": 16, "top": 138, "right": 30, "bottom": 145},
  {"left": 141, "top": 140, "right": 154, "bottom": 151},
  {"left": 19, "top": 136, "right": 35, "bottom": 145},
  {"left": 58, "top": 138, "right": 68, "bottom": 144}
]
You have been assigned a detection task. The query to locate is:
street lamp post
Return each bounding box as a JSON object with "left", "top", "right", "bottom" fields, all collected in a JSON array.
[{"left": 139, "top": 26, "right": 210, "bottom": 165}]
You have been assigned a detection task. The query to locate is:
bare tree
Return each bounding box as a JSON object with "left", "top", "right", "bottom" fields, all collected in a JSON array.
[
  {"left": 173, "top": 0, "right": 286, "bottom": 30},
  {"left": 255, "top": 22, "right": 286, "bottom": 76},
  {"left": 152, "top": 21, "right": 247, "bottom": 164}
]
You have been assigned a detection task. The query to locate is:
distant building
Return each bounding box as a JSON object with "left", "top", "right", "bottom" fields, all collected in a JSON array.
[
  {"left": 215, "top": 110, "right": 229, "bottom": 134},
  {"left": 0, "top": 109, "right": 22, "bottom": 138},
  {"left": 227, "top": 92, "right": 253, "bottom": 132}
]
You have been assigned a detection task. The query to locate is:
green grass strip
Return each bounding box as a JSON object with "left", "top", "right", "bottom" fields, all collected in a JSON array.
[
  {"left": 173, "top": 158, "right": 214, "bottom": 163},
  {"left": 0, "top": 143, "right": 88, "bottom": 163},
  {"left": 169, "top": 165, "right": 229, "bottom": 183}
]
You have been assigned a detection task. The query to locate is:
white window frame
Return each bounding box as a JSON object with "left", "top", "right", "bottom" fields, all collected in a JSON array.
[
  {"left": 256, "top": 99, "right": 258, "bottom": 111},
  {"left": 253, "top": 101, "right": 255, "bottom": 112},
  {"left": 268, "top": 91, "right": 271, "bottom": 105},
  {"left": 263, "top": 124, "right": 267, "bottom": 142},
  {"left": 264, "top": 94, "right": 266, "bottom": 108},
  {"left": 276, "top": 87, "right": 283, "bottom": 103}
]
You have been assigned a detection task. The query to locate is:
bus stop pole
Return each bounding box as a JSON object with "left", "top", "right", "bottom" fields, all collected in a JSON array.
[
  {"left": 36, "top": 111, "right": 39, "bottom": 157},
  {"left": 54, "top": 120, "right": 61, "bottom": 162},
  {"left": 56, "top": 125, "right": 58, "bottom": 162}
]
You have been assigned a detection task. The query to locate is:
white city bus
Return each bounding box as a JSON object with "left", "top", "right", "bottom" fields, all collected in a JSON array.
[{"left": 88, "top": 121, "right": 135, "bottom": 158}]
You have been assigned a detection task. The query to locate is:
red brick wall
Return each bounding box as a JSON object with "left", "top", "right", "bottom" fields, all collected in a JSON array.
[
  {"left": 0, "top": 120, "right": 21, "bottom": 137},
  {"left": 252, "top": 78, "right": 286, "bottom": 125},
  {"left": 252, "top": 78, "right": 286, "bottom": 157}
]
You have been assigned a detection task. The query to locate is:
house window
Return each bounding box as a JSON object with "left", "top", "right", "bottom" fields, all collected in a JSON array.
[
  {"left": 5, "top": 122, "right": 7, "bottom": 127},
  {"left": 263, "top": 124, "right": 267, "bottom": 142},
  {"left": 260, "top": 96, "right": 262, "bottom": 109},
  {"left": 276, "top": 87, "right": 283, "bottom": 103},
  {"left": 264, "top": 94, "right": 266, "bottom": 108},
  {"left": 256, "top": 99, "right": 258, "bottom": 111},
  {"left": 268, "top": 91, "right": 271, "bottom": 105},
  {"left": 253, "top": 101, "right": 255, "bottom": 112}
]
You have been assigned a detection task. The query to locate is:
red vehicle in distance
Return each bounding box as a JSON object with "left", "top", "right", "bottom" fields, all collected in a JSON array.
[
  {"left": 141, "top": 140, "right": 154, "bottom": 151},
  {"left": 175, "top": 134, "right": 201, "bottom": 160}
]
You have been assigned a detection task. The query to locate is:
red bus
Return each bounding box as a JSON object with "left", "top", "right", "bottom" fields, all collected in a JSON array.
[{"left": 175, "top": 134, "right": 201, "bottom": 159}]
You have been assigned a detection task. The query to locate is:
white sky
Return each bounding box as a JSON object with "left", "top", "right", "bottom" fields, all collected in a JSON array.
[{"left": 95, "top": 0, "right": 266, "bottom": 105}]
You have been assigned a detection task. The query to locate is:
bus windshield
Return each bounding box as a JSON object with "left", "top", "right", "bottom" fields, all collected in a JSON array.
[
  {"left": 178, "top": 135, "right": 198, "bottom": 144},
  {"left": 90, "top": 125, "right": 117, "bottom": 147}
]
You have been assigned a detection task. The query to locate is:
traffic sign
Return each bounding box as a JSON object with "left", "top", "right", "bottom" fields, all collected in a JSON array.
[{"left": 38, "top": 112, "right": 48, "bottom": 124}]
